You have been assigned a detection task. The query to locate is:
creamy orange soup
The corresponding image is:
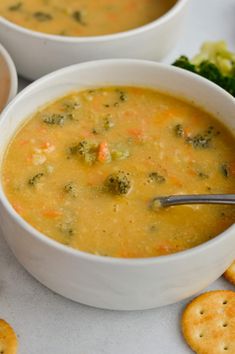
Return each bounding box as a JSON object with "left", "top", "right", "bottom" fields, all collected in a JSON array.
[
  {"left": 2, "top": 87, "right": 235, "bottom": 258},
  {"left": 0, "top": 0, "right": 176, "bottom": 36},
  {"left": 0, "top": 55, "right": 10, "bottom": 112}
]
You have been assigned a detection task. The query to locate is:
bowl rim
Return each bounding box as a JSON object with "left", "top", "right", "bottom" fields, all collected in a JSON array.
[
  {"left": 0, "top": 0, "right": 188, "bottom": 43},
  {"left": 0, "top": 43, "right": 18, "bottom": 107},
  {"left": 0, "top": 58, "right": 235, "bottom": 266}
]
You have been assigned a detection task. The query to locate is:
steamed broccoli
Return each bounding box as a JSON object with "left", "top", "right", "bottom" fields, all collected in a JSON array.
[
  {"left": 105, "top": 171, "right": 131, "bottom": 195},
  {"left": 192, "top": 41, "right": 235, "bottom": 75},
  {"left": 28, "top": 173, "right": 44, "bottom": 186},
  {"left": 69, "top": 140, "right": 98, "bottom": 165},
  {"left": 172, "top": 56, "right": 196, "bottom": 73},
  {"left": 148, "top": 172, "right": 166, "bottom": 184},
  {"left": 64, "top": 182, "right": 79, "bottom": 198},
  {"left": 68, "top": 140, "right": 129, "bottom": 165},
  {"left": 43, "top": 114, "right": 66, "bottom": 126},
  {"left": 172, "top": 41, "right": 235, "bottom": 97}
]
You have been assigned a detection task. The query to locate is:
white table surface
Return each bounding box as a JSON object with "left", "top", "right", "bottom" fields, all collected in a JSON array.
[{"left": 1, "top": 0, "right": 235, "bottom": 353}]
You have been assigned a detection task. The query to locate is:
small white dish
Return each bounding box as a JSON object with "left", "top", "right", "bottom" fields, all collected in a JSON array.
[
  {"left": 0, "top": 59, "right": 234, "bottom": 311},
  {"left": 0, "top": 0, "right": 189, "bottom": 80},
  {"left": 0, "top": 43, "right": 17, "bottom": 112}
]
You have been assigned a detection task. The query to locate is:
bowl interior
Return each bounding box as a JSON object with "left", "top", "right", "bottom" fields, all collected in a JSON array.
[
  {"left": 0, "top": 0, "right": 187, "bottom": 42},
  {"left": 0, "top": 44, "right": 17, "bottom": 111},
  {"left": 0, "top": 60, "right": 234, "bottom": 142},
  {"left": 0, "top": 59, "right": 235, "bottom": 262}
]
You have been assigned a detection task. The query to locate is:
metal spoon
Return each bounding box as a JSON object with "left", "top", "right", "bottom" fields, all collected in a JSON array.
[{"left": 152, "top": 194, "right": 235, "bottom": 209}]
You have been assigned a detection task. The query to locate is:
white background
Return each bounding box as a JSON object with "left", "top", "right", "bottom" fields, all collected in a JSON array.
[{"left": 1, "top": 0, "right": 235, "bottom": 353}]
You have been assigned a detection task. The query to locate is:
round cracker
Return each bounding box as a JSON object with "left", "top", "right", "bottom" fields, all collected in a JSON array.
[
  {"left": 224, "top": 261, "right": 235, "bottom": 286},
  {"left": 181, "top": 290, "right": 235, "bottom": 354},
  {"left": 0, "top": 319, "right": 18, "bottom": 354}
]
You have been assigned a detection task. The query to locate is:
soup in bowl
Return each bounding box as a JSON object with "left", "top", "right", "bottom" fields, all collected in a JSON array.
[
  {"left": 0, "top": 0, "right": 177, "bottom": 37},
  {"left": 0, "top": 60, "right": 235, "bottom": 310},
  {"left": 0, "top": 43, "right": 17, "bottom": 111},
  {"left": 2, "top": 87, "right": 235, "bottom": 258},
  {"left": 0, "top": 0, "right": 189, "bottom": 79}
]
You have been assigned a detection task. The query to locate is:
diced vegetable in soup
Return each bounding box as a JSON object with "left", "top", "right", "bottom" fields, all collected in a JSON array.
[
  {"left": 0, "top": 0, "right": 176, "bottom": 36},
  {"left": 2, "top": 87, "right": 235, "bottom": 258}
]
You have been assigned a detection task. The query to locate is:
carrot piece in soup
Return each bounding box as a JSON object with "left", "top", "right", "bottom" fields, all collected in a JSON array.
[
  {"left": 42, "top": 209, "right": 62, "bottom": 218},
  {"left": 128, "top": 128, "right": 146, "bottom": 142},
  {"left": 97, "top": 141, "right": 110, "bottom": 163}
]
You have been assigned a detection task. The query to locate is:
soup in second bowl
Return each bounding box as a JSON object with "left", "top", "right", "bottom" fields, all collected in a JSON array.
[
  {"left": 2, "top": 87, "right": 235, "bottom": 258},
  {"left": 0, "top": 55, "right": 10, "bottom": 111},
  {"left": 0, "top": 0, "right": 176, "bottom": 36}
]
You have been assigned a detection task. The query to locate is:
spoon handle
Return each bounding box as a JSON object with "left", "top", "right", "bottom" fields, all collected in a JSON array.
[{"left": 158, "top": 194, "right": 235, "bottom": 207}]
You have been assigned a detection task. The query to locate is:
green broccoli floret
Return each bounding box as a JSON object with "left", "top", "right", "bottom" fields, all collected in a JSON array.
[
  {"left": 77, "top": 141, "right": 94, "bottom": 156},
  {"left": 43, "top": 111, "right": 76, "bottom": 126},
  {"left": 43, "top": 114, "right": 66, "bottom": 126},
  {"left": 221, "top": 163, "right": 230, "bottom": 178},
  {"left": 8, "top": 2, "right": 22, "bottom": 11},
  {"left": 174, "top": 124, "right": 184, "bottom": 137},
  {"left": 186, "top": 133, "right": 211, "bottom": 149},
  {"left": 34, "top": 11, "right": 53, "bottom": 21},
  {"left": 64, "top": 182, "right": 78, "bottom": 198},
  {"left": 69, "top": 140, "right": 98, "bottom": 165},
  {"left": 192, "top": 41, "right": 235, "bottom": 75},
  {"left": 172, "top": 56, "right": 196, "bottom": 73},
  {"left": 103, "top": 115, "right": 115, "bottom": 130},
  {"left": 221, "top": 75, "right": 235, "bottom": 96},
  {"left": 68, "top": 140, "right": 130, "bottom": 165},
  {"left": 28, "top": 173, "right": 44, "bottom": 186},
  {"left": 148, "top": 172, "right": 166, "bottom": 184},
  {"left": 198, "top": 61, "right": 235, "bottom": 96},
  {"left": 119, "top": 90, "right": 128, "bottom": 102},
  {"left": 186, "top": 126, "right": 216, "bottom": 149},
  {"left": 105, "top": 171, "right": 131, "bottom": 195},
  {"left": 111, "top": 144, "right": 129, "bottom": 161},
  {"left": 72, "top": 10, "right": 86, "bottom": 25},
  {"left": 172, "top": 41, "right": 235, "bottom": 97},
  {"left": 198, "top": 61, "right": 222, "bottom": 84}
]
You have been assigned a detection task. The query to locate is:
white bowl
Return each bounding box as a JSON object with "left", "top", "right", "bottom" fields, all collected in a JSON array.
[
  {"left": 0, "top": 43, "right": 17, "bottom": 111},
  {"left": 0, "top": 60, "right": 235, "bottom": 310},
  {"left": 0, "top": 0, "right": 189, "bottom": 80}
]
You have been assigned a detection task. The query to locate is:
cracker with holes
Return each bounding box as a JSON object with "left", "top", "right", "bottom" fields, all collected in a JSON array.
[
  {"left": 0, "top": 319, "right": 18, "bottom": 354},
  {"left": 182, "top": 290, "right": 235, "bottom": 354},
  {"left": 224, "top": 261, "right": 235, "bottom": 286}
]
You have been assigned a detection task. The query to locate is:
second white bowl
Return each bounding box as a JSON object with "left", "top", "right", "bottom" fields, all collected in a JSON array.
[
  {"left": 0, "top": 0, "right": 189, "bottom": 80},
  {"left": 0, "top": 43, "right": 17, "bottom": 111}
]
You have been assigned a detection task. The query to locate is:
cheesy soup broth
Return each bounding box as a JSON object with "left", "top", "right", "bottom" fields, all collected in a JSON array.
[
  {"left": 0, "top": 0, "right": 176, "bottom": 36},
  {"left": 2, "top": 87, "right": 235, "bottom": 258},
  {"left": 0, "top": 55, "right": 10, "bottom": 111}
]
